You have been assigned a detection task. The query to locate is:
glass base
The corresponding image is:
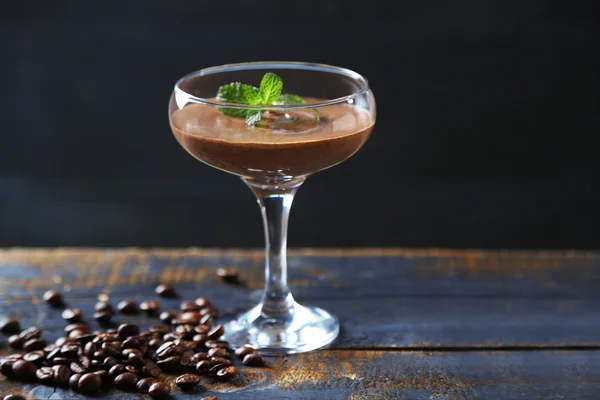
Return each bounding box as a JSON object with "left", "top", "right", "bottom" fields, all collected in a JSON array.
[{"left": 222, "top": 302, "right": 340, "bottom": 355}]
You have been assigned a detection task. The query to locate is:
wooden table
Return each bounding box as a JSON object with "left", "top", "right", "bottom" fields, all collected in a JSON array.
[{"left": 1, "top": 248, "right": 599, "bottom": 399}]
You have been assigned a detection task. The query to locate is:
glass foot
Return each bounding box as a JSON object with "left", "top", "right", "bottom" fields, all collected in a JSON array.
[{"left": 222, "top": 302, "right": 340, "bottom": 355}]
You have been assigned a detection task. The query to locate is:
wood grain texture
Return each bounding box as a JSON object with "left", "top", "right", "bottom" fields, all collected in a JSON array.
[{"left": 1, "top": 248, "right": 599, "bottom": 398}]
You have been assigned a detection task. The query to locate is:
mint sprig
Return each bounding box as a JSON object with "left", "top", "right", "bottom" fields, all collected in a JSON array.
[{"left": 216, "top": 73, "right": 310, "bottom": 126}]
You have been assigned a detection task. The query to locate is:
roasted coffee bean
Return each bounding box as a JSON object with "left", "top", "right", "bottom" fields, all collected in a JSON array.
[
  {"left": 125, "top": 365, "right": 139, "bottom": 374},
  {"left": 20, "top": 326, "right": 42, "bottom": 341},
  {"left": 163, "top": 332, "right": 181, "bottom": 342},
  {"left": 205, "top": 339, "right": 229, "bottom": 348},
  {"left": 90, "top": 359, "right": 104, "bottom": 371},
  {"left": 36, "top": 366, "right": 54, "bottom": 383},
  {"left": 70, "top": 361, "right": 87, "bottom": 374},
  {"left": 137, "top": 377, "right": 157, "bottom": 393},
  {"left": 95, "top": 301, "right": 114, "bottom": 314},
  {"left": 180, "top": 311, "right": 201, "bottom": 324},
  {"left": 95, "top": 369, "right": 109, "bottom": 384},
  {"left": 194, "top": 352, "right": 209, "bottom": 360},
  {"left": 234, "top": 345, "right": 255, "bottom": 359},
  {"left": 148, "top": 382, "right": 171, "bottom": 399},
  {"left": 62, "top": 308, "right": 83, "bottom": 323},
  {"left": 216, "top": 267, "right": 238, "bottom": 281},
  {"left": 151, "top": 325, "right": 172, "bottom": 334},
  {"left": 52, "top": 364, "right": 72, "bottom": 385},
  {"left": 122, "top": 338, "right": 140, "bottom": 349},
  {"left": 56, "top": 337, "right": 70, "bottom": 346},
  {"left": 75, "top": 333, "right": 95, "bottom": 344},
  {"left": 44, "top": 344, "right": 58, "bottom": 352},
  {"left": 194, "top": 297, "right": 211, "bottom": 308},
  {"left": 156, "top": 355, "right": 180, "bottom": 369},
  {"left": 8, "top": 335, "right": 24, "bottom": 349},
  {"left": 68, "top": 329, "right": 86, "bottom": 340},
  {"left": 43, "top": 290, "right": 64, "bottom": 307},
  {"left": 122, "top": 348, "right": 144, "bottom": 359},
  {"left": 1, "top": 359, "right": 17, "bottom": 377},
  {"left": 200, "top": 314, "right": 214, "bottom": 326},
  {"left": 79, "top": 356, "right": 91, "bottom": 369},
  {"left": 69, "top": 373, "right": 82, "bottom": 390},
  {"left": 52, "top": 357, "right": 71, "bottom": 366},
  {"left": 140, "top": 300, "right": 161, "bottom": 315},
  {"left": 93, "top": 311, "right": 112, "bottom": 325},
  {"left": 114, "top": 372, "right": 138, "bottom": 390},
  {"left": 195, "top": 359, "right": 212, "bottom": 374},
  {"left": 180, "top": 300, "right": 200, "bottom": 312},
  {"left": 243, "top": 353, "right": 266, "bottom": 367},
  {"left": 144, "top": 348, "right": 157, "bottom": 360},
  {"left": 23, "top": 351, "right": 45, "bottom": 365},
  {"left": 3, "top": 395, "right": 27, "bottom": 400},
  {"left": 156, "top": 341, "right": 176, "bottom": 358},
  {"left": 149, "top": 338, "right": 164, "bottom": 349},
  {"left": 179, "top": 354, "right": 195, "bottom": 368},
  {"left": 193, "top": 334, "right": 208, "bottom": 345},
  {"left": 175, "top": 324, "right": 196, "bottom": 339},
  {"left": 65, "top": 323, "right": 90, "bottom": 335},
  {"left": 23, "top": 338, "right": 46, "bottom": 351},
  {"left": 159, "top": 311, "right": 176, "bottom": 324},
  {"left": 207, "top": 325, "right": 225, "bottom": 340},
  {"left": 102, "top": 343, "right": 122, "bottom": 358},
  {"left": 78, "top": 372, "right": 102, "bottom": 394},
  {"left": 215, "top": 365, "right": 238, "bottom": 382},
  {"left": 175, "top": 373, "right": 201, "bottom": 391},
  {"left": 155, "top": 284, "right": 176, "bottom": 298},
  {"left": 201, "top": 397, "right": 219, "bottom": 400},
  {"left": 117, "top": 300, "right": 139, "bottom": 314},
  {"left": 0, "top": 318, "right": 20, "bottom": 334},
  {"left": 60, "top": 343, "right": 80, "bottom": 358},
  {"left": 108, "top": 363, "right": 126, "bottom": 379},
  {"left": 118, "top": 323, "right": 140, "bottom": 339},
  {"left": 211, "top": 357, "right": 232, "bottom": 367},
  {"left": 84, "top": 341, "right": 98, "bottom": 356},
  {"left": 209, "top": 363, "right": 229, "bottom": 376},
  {"left": 142, "top": 361, "right": 161, "bottom": 378},
  {"left": 208, "top": 348, "right": 229, "bottom": 358},
  {"left": 127, "top": 354, "right": 145, "bottom": 369},
  {"left": 103, "top": 356, "right": 119, "bottom": 370}
]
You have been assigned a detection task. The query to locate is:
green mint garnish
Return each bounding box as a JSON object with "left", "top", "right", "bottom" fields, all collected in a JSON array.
[{"left": 216, "top": 72, "right": 310, "bottom": 126}]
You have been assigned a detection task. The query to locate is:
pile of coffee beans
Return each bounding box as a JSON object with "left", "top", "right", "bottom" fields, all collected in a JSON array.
[{"left": 1, "top": 284, "right": 265, "bottom": 399}]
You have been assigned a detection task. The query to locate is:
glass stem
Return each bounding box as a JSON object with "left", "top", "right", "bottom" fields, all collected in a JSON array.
[{"left": 244, "top": 177, "right": 305, "bottom": 316}]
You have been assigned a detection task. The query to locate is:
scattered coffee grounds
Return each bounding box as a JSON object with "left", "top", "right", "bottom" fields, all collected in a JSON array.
[
  {"left": 42, "top": 290, "right": 64, "bottom": 307},
  {"left": 155, "top": 284, "right": 177, "bottom": 298},
  {"left": 0, "top": 286, "right": 269, "bottom": 397}
]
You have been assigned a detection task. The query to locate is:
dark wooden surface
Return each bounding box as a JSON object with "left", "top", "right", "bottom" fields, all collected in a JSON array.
[{"left": 1, "top": 248, "right": 599, "bottom": 399}]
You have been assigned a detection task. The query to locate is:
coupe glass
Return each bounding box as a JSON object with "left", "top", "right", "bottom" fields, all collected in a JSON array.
[{"left": 169, "top": 62, "right": 376, "bottom": 354}]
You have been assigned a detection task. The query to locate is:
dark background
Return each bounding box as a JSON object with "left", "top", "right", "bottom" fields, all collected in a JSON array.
[{"left": 1, "top": 1, "right": 599, "bottom": 249}]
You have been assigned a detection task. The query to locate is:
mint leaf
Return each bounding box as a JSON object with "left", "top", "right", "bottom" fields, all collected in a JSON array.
[
  {"left": 258, "top": 73, "right": 283, "bottom": 104},
  {"left": 275, "top": 93, "right": 306, "bottom": 105},
  {"left": 245, "top": 110, "right": 263, "bottom": 127},
  {"left": 216, "top": 82, "right": 259, "bottom": 118}
]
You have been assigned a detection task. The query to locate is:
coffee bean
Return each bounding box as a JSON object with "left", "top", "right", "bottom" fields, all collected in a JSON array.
[
  {"left": 8, "top": 335, "right": 24, "bottom": 349},
  {"left": 142, "top": 361, "right": 161, "bottom": 378},
  {"left": 205, "top": 339, "right": 229, "bottom": 348},
  {"left": 122, "top": 348, "right": 144, "bottom": 359},
  {"left": 62, "top": 308, "right": 83, "bottom": 323},
  {"left": 175, "top": 324, "right": 196, "bottom": 339},
  {"left": 102, "top": 343, "right": 122, "bottom": 358},
  {"left": 12, "top": 360, "right": 38, "bottom": 381},
  {"left": 201, "top": 397, "right": 219, "bottom": 400},
  {"left": 208, "top": 348, "right": 229, "bottom": 359},
  {"left": 125, "top": 365, "right": 139, "bottom": 375},
  {"left": 43, "top": 290, "right": 64, "bottom": 307},
  {"left": 122, "top": 337, "right": 140, "bottom": 349},
  {"left": 194, "top": 352, "right": 209, "bottom": 361},
  {"left": 163, "top": 332, "right": 181, "bottom": 342},
  {"left": 53, "top": 364, "right": 72, "bottom": 385},
  {"left": 36, "top": 366, "right": 54, "bottom": 383},
  {"left": 148, "top": 382, "right": 171, "bottom": 399},
  {"left": 103, "top": 356, "right": 119, "bottom": 370},
  {"left": 93, "top": 311, "right": 112, "bottom": 325},
  {"left": 145, "top": 348, "right": 157, "bottom": 360},
  {"left": 180, "top": 311, "right": 201, "bottom": 324},
  {"left": 3, "top": 395, "right": 27, "bottom": 400},
  {"left": 175, "top": 373, "right": 201, "bottom": 391},
  {"left": 19, "top": 326, "right": 41, "bottom": 341},
  {"left": 0, "top": 318, "right": 20, "bottom": 334},
  {"left": 149, "top": 338, "right": 164, "bottom": 349},
  {"left": 59, "top": 343, "right": 79, "bottom": 358},
  {"left": 69, "top": 373, "right": 82, "bottom": 390},
  {"left": 137, "top": 377, "right": 157, "bottom": 393},
  {"left": 78, "top": 372, "right": 102, "bottom": 394},
  {"left": 234, "top": 345, "right": 255, "bottom": 359},
  {"left": 211, "top": 357, "right": 232, "bottom": 367},
  {"left": 207, "top": 325, "right": 225, "bottom": 340},
  {"left": 75, "top": 333, "right": 96, "bottom": 345},
  {"left": 108, "top": 364, "right": 126, "bottom": 379},
  {"left": 180, "top": 300, "right": 200, "bottom": 312},
  {"left": 215, "top": 365, "right": 238, "bottom": 381},
  {"left": 179, "top": 354, "right": 196, "bottom": 369},
  {"left": 128, "top": 354, "right": 145, "bottom": 369},
  {"left": 155, "top": 284, "right": 176, "bottom": 298},
  {"left": 70, "top": 361, "right": 87, "bottom": 374},
  {"left": 23, "top": 338, "right": 46, "bottom": 352},
  {"left": 56, "top": 337, "right": 70, "bottom": 346},
  {"left": 151, "top": 325, "right": 172, "bottom": 334},
  {"left": 195, "top": 359, "right": 212, "bottom": 374},
  {"left": 52, "top": 357, "right": 71, "bottom": 366},
  {"left": 64, "top": 323, "right": 90, "bottom": 334},
  {"left": 156, "top": 341, "right": 176, "bottom": 358},
  {"left": 216, "top": 267, "right": 238, "bottom": 282},
  {"left": 118, "top": 323, "right": 140, "bottom": 339},
  {"left": 193, "top": 334, "right": 208, "bottom": 345},
  {"left": 159, "top": 311, "right": 176, "bottom": 324},
  {"left": 114, "top": 372, "right": 138, "bottom": 390},
  {"left": 23, "top": 351, "right": 45, "bottom": 365},
  {"left": 156, "top": 355, "right": 180, "bottom": 370},
  {"left": 209, "top": 363, "right": 229, "bottom": 376},
  {"left": 44, "top": 344, "right": 58, "bottom": 352},
  {"left": 199, "top": 307, "right": 216, "bottom": 317},
  {"left": 200, "top": 314, "right": 214, "bottom": 326},
  {"left": 79, "top": 355, "right": 91, "bottom": 369},
  {"left": 140, "top": 300, "right": 161, "bottom": 315},
  {"left": 118, "top": 300, "right": 139, "bottom": 314},
  {"left": 95, "top": 301, "right": 114, "bottom": 314},
  {"left": 243, "top": 353, "right": 266, "bottom": 367},
  {"left": 194, "top": 297, "right": 211, "bottom": 308},
  {"left": 95, "top": 369, "right": 109, "bottom": 384},
  {"left": 1, "top": 359, "right": 17, "bottom": 377}
]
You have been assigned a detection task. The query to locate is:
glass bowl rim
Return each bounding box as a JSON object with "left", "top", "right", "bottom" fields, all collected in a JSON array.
[{"left": 173, "top": 61, "right": 370, "bottom": 111}]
